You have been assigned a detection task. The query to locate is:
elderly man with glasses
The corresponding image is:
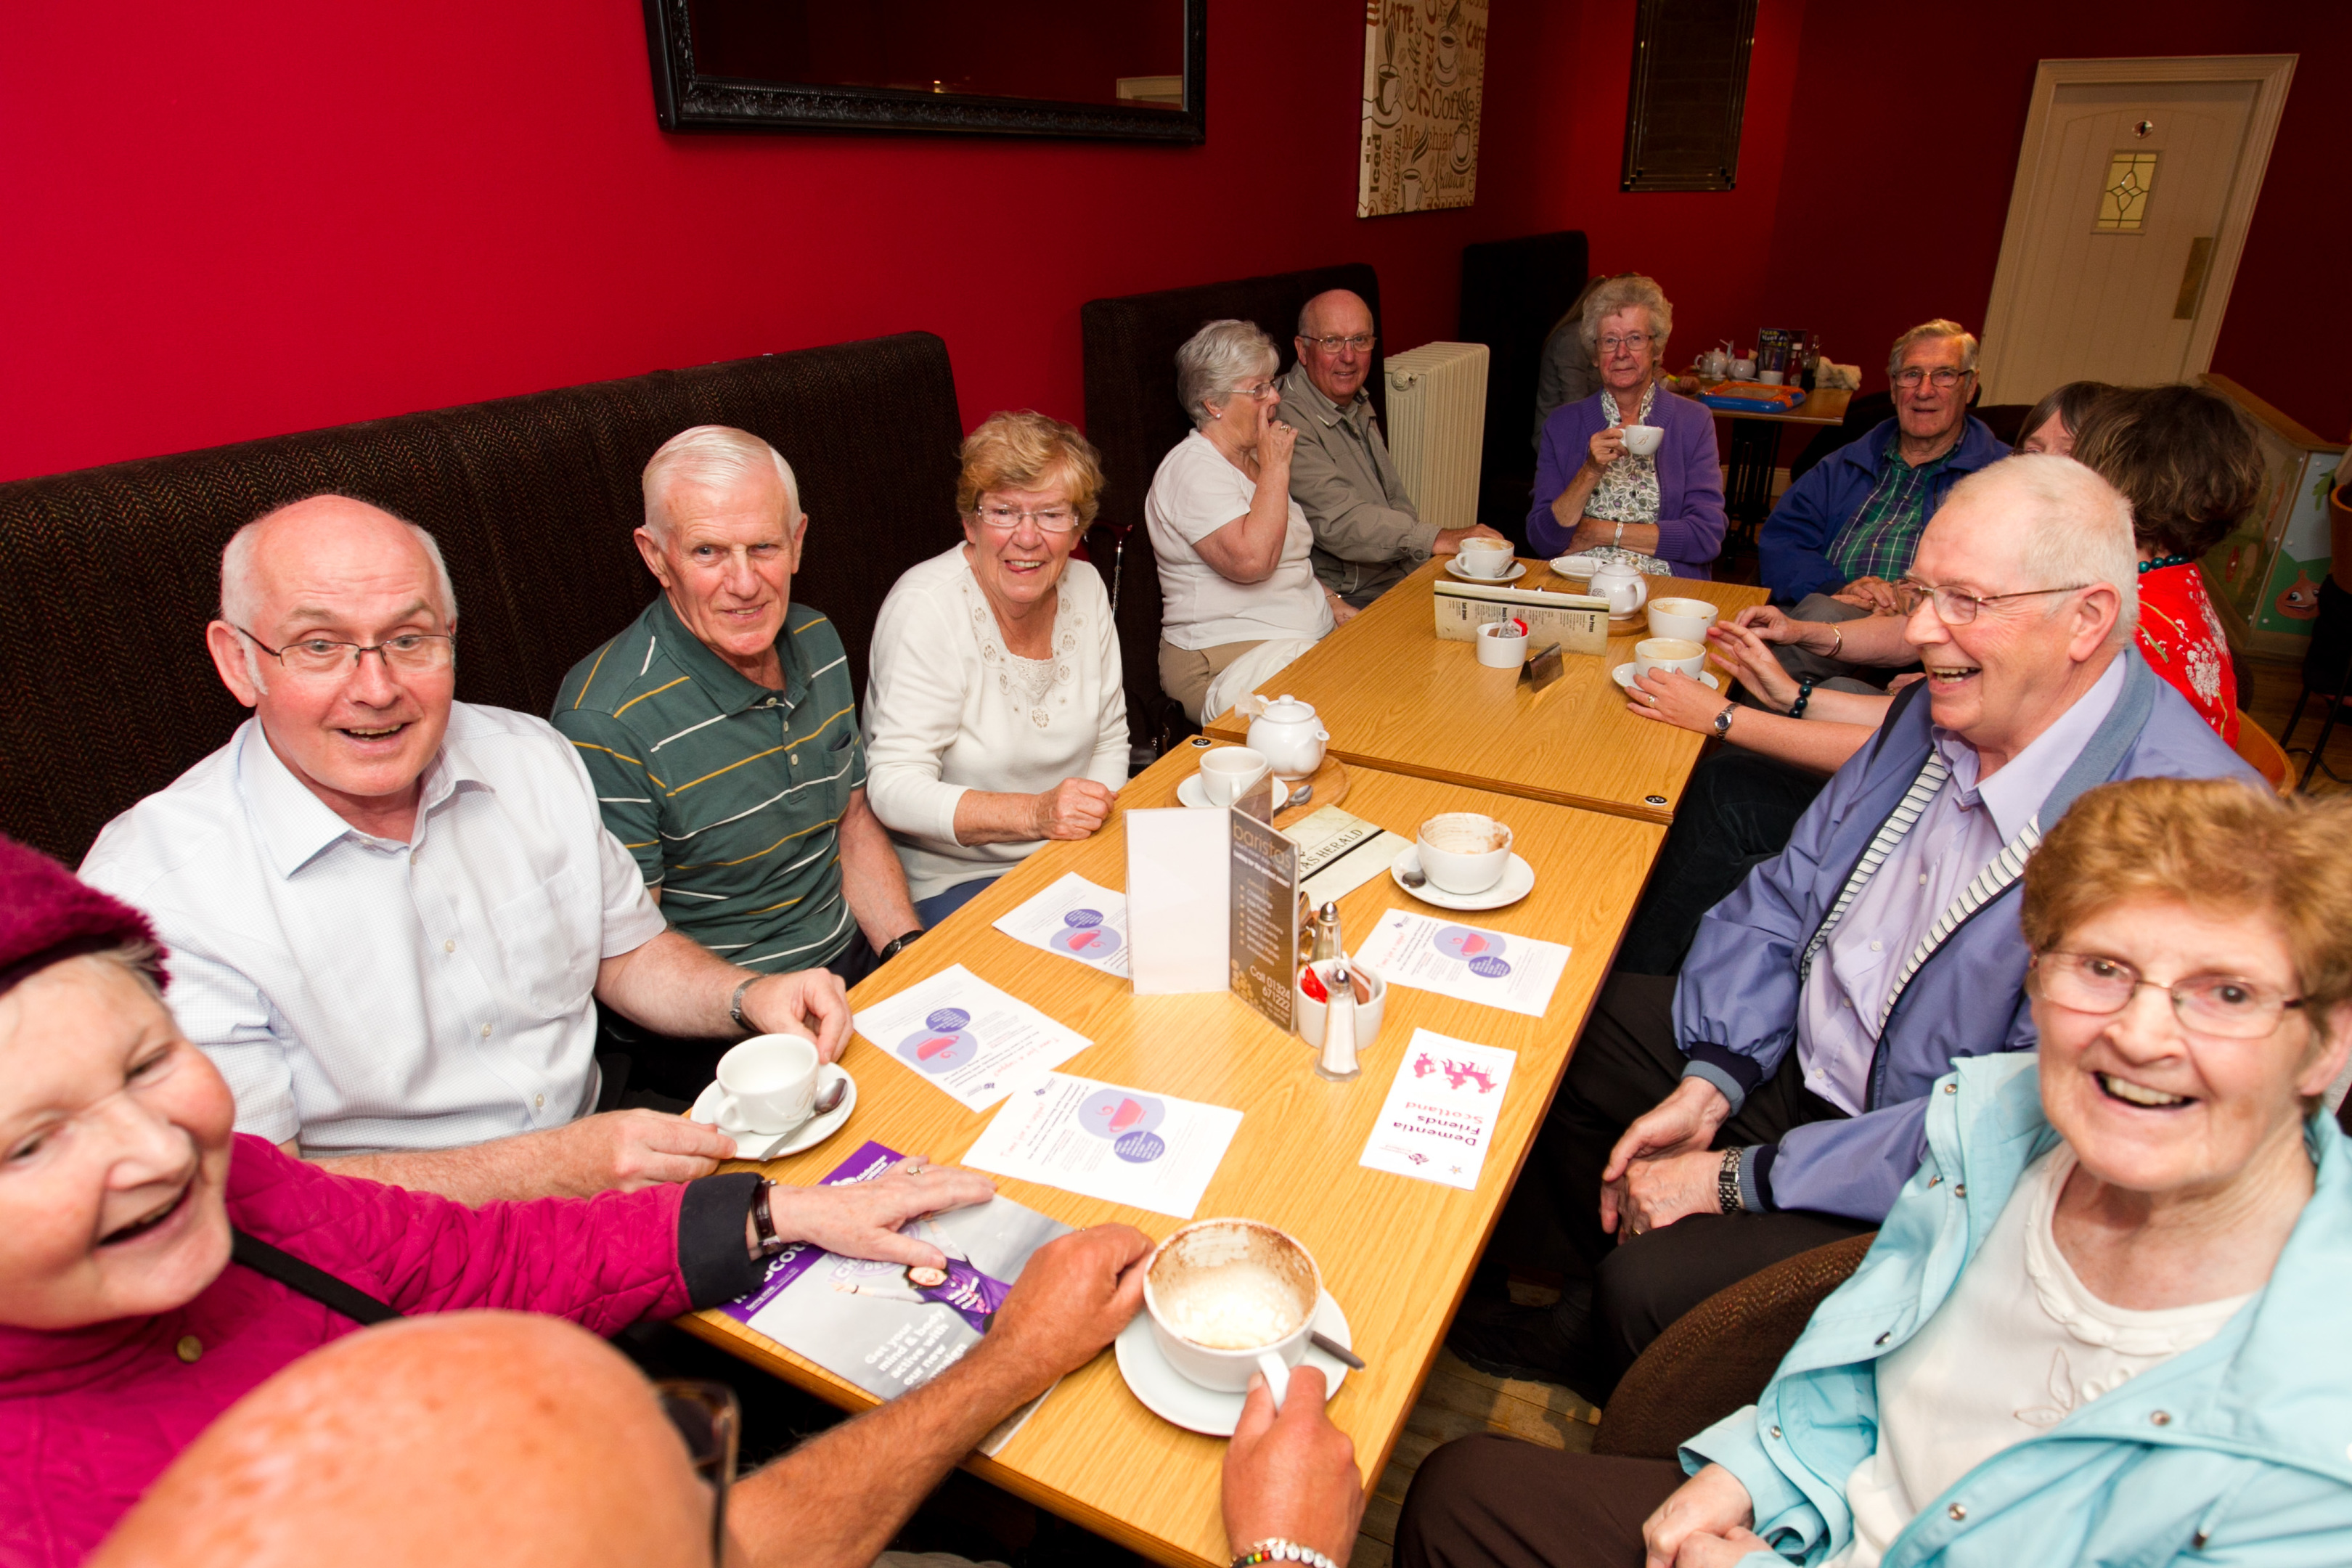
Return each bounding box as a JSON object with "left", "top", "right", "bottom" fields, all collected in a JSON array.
[
  {"left": 1275, "top": 289, "right": 1506, "bottom": 606},
  {"left": 81, "top": 494, "right": 851, "bottom": 1204},
  {"left": 1450, "top": 456, "right": 2258, "bottom": 1397},
  {"left": 1758, "top": 319, "right": 2011, "bottom": 622}
]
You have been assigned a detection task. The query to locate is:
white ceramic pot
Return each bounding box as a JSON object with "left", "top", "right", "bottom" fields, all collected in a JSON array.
[
  {"left": 1586, "top": 559, "right": 1649, "bottom": 618},
  {"left": 1246, "top": 695, "right": 1328, "bottom": 779}
]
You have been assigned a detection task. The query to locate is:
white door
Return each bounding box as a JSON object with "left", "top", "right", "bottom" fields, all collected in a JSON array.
[{"left": 1979, "top": 57, "right": 2295, "bottom": 406}]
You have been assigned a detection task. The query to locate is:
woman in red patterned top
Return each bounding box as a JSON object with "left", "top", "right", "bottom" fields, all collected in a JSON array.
[{"left": 2071, "top": 385, "right": 2266, "bottom": 743}]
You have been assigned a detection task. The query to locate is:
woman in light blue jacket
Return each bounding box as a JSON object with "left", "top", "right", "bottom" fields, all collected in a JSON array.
[{"left": 1398, "top": 776, "right": 2352, "bottom": 1568}]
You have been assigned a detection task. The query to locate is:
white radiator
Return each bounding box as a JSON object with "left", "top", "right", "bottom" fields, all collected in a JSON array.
[{"left": 1381, "top": 340, "right": 1490, "bottom": 532}]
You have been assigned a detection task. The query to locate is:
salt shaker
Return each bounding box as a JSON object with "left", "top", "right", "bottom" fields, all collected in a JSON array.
[
  {"left": 1316, "top": 961, "right": 1362, "bottom": 1082},
  {"left": 1310, "top": 901, "right": 1344, "bottom": 964}
]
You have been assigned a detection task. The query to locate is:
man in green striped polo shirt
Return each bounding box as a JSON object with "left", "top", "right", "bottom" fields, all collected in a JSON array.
[{"left": 555, "top": 426, "right": 923, "bottom": 1013}]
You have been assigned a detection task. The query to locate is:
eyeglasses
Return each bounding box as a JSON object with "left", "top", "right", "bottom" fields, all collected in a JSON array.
[
  {"left": 1230, "top": 381, "right": 1279, "bottom": 403},
  {"left": 1892, "top": 580, "right": 2087, "bottom": 625},
  {"left": 1598, "top": 332, "right": 1653, "bottom": 354},
  {"left": 656, "top": 1380, "right": 740, "bottom": 1567},
  {"left": 233, "top": 625, "right": 454, "bottom": 677},
  {"left": 1894, "top": 367, "right": 1972, "bottom": 389},
  {"left": 1302, "top": 332, "right": 1376, "bottom": 354},
  {"left": 975, "top": 504, "right": 1082, "bottom": 534},
  {"left": 2032, "top": 951, "right": 2305, "bottom": 1040}
]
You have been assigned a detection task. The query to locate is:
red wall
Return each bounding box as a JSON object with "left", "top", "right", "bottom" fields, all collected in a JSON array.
[
  {"left": 1760, "top": 2, "right": 2351, "bottom": 441},
  {"left": 0, "top": 0, "right": 1816, "bottom": 486}
]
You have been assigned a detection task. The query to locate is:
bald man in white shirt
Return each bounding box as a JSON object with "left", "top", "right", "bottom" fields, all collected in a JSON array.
[{"left": 81, "top": 494, "right": 852, "bottom": 1203}]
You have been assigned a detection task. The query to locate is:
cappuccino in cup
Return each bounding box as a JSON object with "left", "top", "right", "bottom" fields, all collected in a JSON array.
[
  {"left": 1457, "top": 541, "right": 1514, "bottom": 578},
  {"left": 1416, "top": 811, "right": 1514, "bottom": 895},
  {"left": 1634, "top": 637, "right": 1707, "bottom": 681},
  {"left": 1144, "top": 1219, "right": 1323, "bottom": 1408}
]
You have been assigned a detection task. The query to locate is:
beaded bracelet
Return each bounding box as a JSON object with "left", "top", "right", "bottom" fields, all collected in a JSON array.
[
  {"left": 1787, "top": 676, "right": 1817, "bottom": 720},
  {"left": 1233, "top": 1540, "right": 1339, "bottom": 1568}
]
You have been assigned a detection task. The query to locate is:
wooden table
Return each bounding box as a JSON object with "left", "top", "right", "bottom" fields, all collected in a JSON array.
[
  {"left": 1691, "top": 380, "right": 1854, "bottom": 534},
  {"left": 1201, "top": 557, "right": 1766, "bottom": 825},
  {"left": 683, "top": 748, "right": 1663, "bottom": 1568}
]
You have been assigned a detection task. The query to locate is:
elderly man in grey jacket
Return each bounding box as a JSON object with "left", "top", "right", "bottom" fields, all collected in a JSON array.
[
  {"left": 1450, "top": 455, "right": 2258, "bottom": 1395},
  {"left": 1275, "top": 289, "right": 1505, "bottom": 605}
]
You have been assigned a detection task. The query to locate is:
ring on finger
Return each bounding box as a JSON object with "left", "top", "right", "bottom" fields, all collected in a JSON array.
[{"left": 901, "top": 1158, "right": 926, "bottom": 1176}]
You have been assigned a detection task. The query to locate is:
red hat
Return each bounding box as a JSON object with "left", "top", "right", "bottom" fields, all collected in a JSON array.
[{"left": 0, "top": 836, "right": 168, "bottom": 997}]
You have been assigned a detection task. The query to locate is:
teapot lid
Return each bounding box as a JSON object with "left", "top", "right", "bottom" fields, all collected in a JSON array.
[{"left": 1258, "top": 693, "right": 1317, "bottom": 722}]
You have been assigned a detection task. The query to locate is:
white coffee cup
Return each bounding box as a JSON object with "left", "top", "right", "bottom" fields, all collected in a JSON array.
[
  {"left": 1757, "top": 369, "right": 1785, "bottom": 385},
  {"left": 1294, "top": 960, "right": 1387, "bottom": 1055},
  {"left": 1457, "top": 540, "right": 1514, "bottom": 578},
  {"left": 1144, "top": 1218, "right": 1323, "bottom": 1410},
  {"left": 1620, "top": 423, "right": 1664, "bottom": 457},
  {"left": 1646, "top": 596, "right": 1719, "bottom": 643},
  {"left": 1634, "top": 637, "right": 1707, "bottom": 681},
  {"left": 1475, "top": 621, "right": 1529, "bottom": 669},
  {"left": 1200, "top": 747, "right": 1272, "bottom": 807},
  {"left": 714, "top": 1034, "right": 820, "bottom": 1135},
  {"left": 1416, "top": 811, "right": 1514, "bottom": 895}
]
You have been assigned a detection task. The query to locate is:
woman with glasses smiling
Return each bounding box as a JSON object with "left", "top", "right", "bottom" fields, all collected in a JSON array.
[
  {"left": 1402, "top": 775, "right": 2352, "bottom": 1568},
  {"left": 1149, "top": 319, "right": 1344, "bottom": 722},
  {"left": 865, "top": 412, "right": 1131, "bottom": 926},
  {"left": 1527, "top": 273, "right": 1727, "bottom": 579}
]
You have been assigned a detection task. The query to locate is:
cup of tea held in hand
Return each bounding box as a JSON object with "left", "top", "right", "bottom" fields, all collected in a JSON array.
[
  {"left": 1620, "top": 423, "right": 1664, "bottom": 457},
  {"left": 1143, "top": 1218, "right": 1323, "bottom": 1408},
  {"left": 1634, "top": 637, "right": 1707, "bottom": 681},
  {"left": 1417, "top": 812, "right": 1514, "bottom": 895}
]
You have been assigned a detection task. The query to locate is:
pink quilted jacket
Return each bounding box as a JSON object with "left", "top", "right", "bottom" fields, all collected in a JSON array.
[{"left": 0, "top": 1135, "right": 701, "bottom": 1567}]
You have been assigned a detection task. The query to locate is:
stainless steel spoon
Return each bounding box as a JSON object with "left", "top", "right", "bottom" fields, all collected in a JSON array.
[
  {"left": 1283, "top": 783, "right": 1315, "bottom": 811},
  {"left": 1310, "top": 1331, "right": 1365, "bottom": 1371},
  {"left": 1400, "top": 862, "right": 1428, "bottom": 889},
  {"left": 812, "top": 1074, "right": 850, "bottom": 1116}
]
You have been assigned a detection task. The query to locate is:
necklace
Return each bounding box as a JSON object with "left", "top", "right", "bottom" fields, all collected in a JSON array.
[{"left": 2139, "top": 554, "right": 2194, "bottom": 573}]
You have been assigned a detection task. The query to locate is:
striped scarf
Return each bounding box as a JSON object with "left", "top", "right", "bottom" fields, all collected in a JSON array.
[{"left": 1799, "top": 750, "right": 2045, "bottom": 1032}]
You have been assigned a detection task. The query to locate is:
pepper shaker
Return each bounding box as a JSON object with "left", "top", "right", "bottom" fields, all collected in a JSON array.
[{"left": 1310, "top": 901, "right": 1344, "bottom": 964}]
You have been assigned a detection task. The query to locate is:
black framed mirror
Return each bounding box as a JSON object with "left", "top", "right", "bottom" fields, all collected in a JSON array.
[{"left": 642, "top": 0, "right": 1206, "bottom": 142}]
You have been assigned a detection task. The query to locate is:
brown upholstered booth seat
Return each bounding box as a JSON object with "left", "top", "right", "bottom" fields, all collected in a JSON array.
[
  {"left": 1080, "top": 264, "right": 1383, "bottom": 752},
  {"left": 0, "top": 332, "right": 965, "bottom": 867},
  {"left": 1591, "top": 1229, "right": 1877, "bottom": 1461}
]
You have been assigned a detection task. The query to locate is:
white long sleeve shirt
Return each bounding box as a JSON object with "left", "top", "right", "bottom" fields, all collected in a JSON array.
[{"left": 862, "top": 547, "right": 1129, "bottom": 902}]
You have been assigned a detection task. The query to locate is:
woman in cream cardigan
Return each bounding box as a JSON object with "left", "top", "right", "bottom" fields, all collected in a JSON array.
[{"left": 865, "top": 412, "right": 1130, "bottom": 926}]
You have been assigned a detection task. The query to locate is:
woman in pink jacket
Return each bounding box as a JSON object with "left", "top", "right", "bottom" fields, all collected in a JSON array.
[{"left": 0, "top": 837, "right": 991, "bottom": 1568}]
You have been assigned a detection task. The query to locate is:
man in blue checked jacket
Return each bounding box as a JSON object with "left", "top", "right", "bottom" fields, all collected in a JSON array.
[{"left": 1449, "top": 455, "right": 2255, "bottom": 1397}]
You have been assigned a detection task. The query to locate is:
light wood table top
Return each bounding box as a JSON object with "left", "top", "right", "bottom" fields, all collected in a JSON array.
[
  {"left": 682, "top": 748, "right": 1663, "bottom": 1568},
  {"left": 1689, "top": 379, "right": 1852, "bottom": 427},
  {"left": 1201, "top": 558, "right": 1766, "bottom": 825}
]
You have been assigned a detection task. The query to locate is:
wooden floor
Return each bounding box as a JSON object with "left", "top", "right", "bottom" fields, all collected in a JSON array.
[{"left": 2242, "top": 652, "right": 2352, "bottom": 795}]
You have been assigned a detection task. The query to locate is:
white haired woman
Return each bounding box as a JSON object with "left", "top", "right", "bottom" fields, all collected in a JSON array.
[
  {"left": 1149, "top": 319, "right": 1347, "bottom": 723},
  {"left": 1398, "top": 776, "right": 2352, "bottom": 1567},
  {"left": 864, "top": 412, "right": 1130, "bottom": 927},
  {"left": 1527, "top": 274, "right": 1726, "bottom": 579}
]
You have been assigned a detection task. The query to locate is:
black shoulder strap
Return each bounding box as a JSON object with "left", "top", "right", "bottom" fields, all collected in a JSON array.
[{"left": 232, "top": 1228, "right": 404, "bottom": 1326}]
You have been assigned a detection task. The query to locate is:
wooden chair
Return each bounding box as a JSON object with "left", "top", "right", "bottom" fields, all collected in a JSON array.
[
  {"left": 1591, "top": 1231, "right": 1876, "bottom": 1460},
  {"left": 2233, "top": 711, "right": 2292, "bottom": 794}
]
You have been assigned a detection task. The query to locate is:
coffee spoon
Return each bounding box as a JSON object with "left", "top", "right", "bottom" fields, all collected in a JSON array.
[{"left": 1310, "top": 1331, "right": 1365, "bottom": 1370}]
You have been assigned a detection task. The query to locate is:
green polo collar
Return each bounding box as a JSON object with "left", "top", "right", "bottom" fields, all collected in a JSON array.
[{"left": 645, "top": 592, "right": 808, "bottom": 716}]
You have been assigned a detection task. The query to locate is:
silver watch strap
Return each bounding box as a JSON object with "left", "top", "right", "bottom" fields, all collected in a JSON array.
[{"left": 729, "top": 975, "right": 758, "bottom": 1034}]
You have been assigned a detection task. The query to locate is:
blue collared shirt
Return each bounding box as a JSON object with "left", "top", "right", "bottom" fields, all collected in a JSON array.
[{"left": 1795, "top": 656, "right": 2126, "bottom": 1113}]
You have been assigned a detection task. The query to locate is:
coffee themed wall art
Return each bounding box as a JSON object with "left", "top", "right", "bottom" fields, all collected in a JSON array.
[{"left": 1358, "top": 0, "right": 1489, "bottom": 217}]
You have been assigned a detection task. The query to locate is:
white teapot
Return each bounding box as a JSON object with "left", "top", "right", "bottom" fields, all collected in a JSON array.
[
  {"left": 1246, "top": 693, "right": 1329, "bottom": 778},
  {"left": 1586, "top": 558, "right": 1649, "bottom": 618}
]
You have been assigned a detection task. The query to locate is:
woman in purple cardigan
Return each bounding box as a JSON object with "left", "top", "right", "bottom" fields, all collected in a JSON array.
[{"left": 1526, "top": 274, "right": 1726, "bottom": 579}]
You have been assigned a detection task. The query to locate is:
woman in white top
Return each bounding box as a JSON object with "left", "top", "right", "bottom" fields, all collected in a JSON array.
[
  {"left": 865, "top": 412, "right": 1129, "bottom": 926},
  {"left": 1392, "top": 775, "right": 2352, "bottom": 1568},
  {"left": 1149, "top": 319, "right": 1349, "bottom": 722}
]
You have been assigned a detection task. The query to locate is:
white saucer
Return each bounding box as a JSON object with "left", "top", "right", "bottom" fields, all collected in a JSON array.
[
  {"left": 1548, "top": 554, "right": 1604, "bottom": 578},
  {"left": 1446, "top": 559, "right": 1527, "bottom": 584},
  {"left": 1175, "top": 775, "right": 1215, "bottom": 809},
  {"left": 1388, "top": 848, "right": 1536, "bottom": 910},
  {"left": 1612, "top": 662, "right": 1720, "bottom": 693},
  {"left": 691, "top": 1063, "right": 856, "bottom": 1160},
  {"left": 1114, "top": 1290, "right": 1353, "bottom": 1437}
]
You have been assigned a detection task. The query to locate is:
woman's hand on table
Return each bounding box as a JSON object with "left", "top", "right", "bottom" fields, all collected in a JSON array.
[
  {"left": 1704, "top": 621, "right": 1800, "bottom": 711},
  {"left": 1223, "top": 1366, "right": 1364, "bottom": 1568},
  {"left": 1032, "top": 777, "right": 1117, "bottom": 841},
  {"left": 763, "top": 1157, "right": 997, "bottom": 1267},
  {"left": 1642, "top": 1464, "right": 1760, "bottom": 1568},
  {"left": 1625, "top": 668, "right": 1724, "bottom": 734}
]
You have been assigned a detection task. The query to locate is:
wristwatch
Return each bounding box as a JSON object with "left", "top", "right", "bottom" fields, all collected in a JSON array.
[
  {"left": 1711, "top": 701, "right": 1739, "bottom": 738},
  {"left": 1612, "top": 521, "right": 1625, "bottom": 549},
  {"left": 876, "top": 929, "right": 923, "bottom": 963},
  {"left": 1718, "top": 1148, "right": 1746, "bottom": 1213},
  {"left": 751, "top": 1180, "right": 790, "bottom": 1257},
  {"left": 729, "top": 975, "right": 760, "bottom": 1034}
]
